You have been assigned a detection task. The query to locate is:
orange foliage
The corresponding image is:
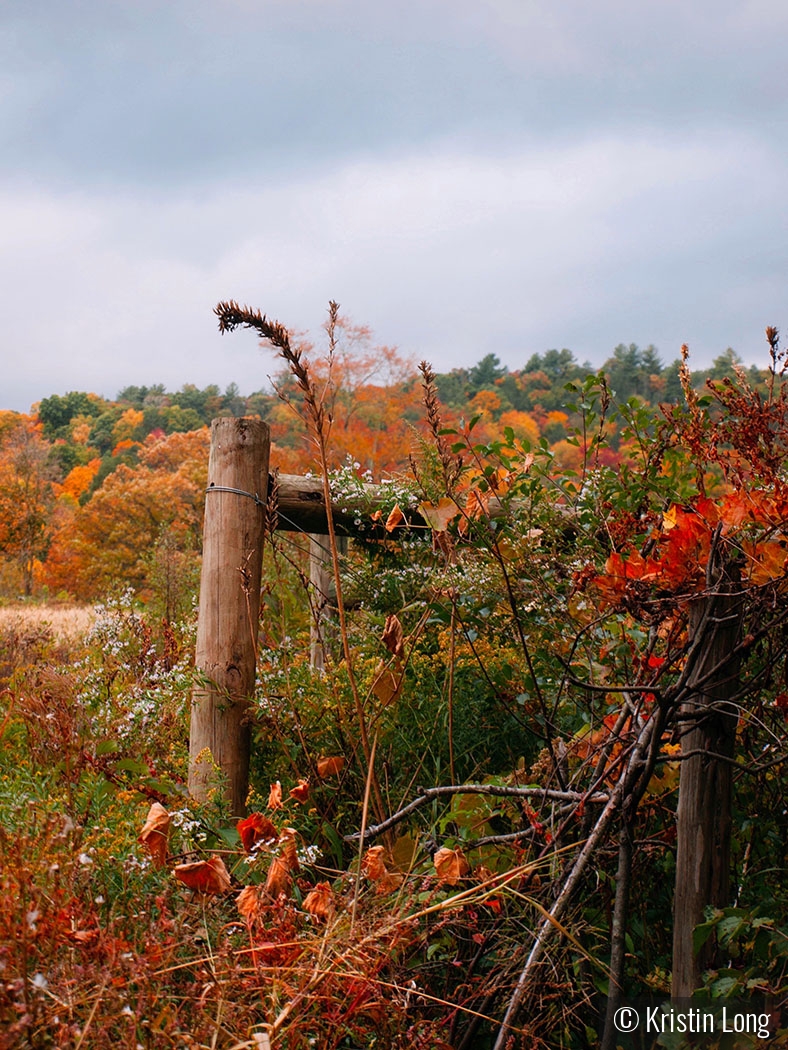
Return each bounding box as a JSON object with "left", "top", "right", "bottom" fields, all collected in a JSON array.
[
  {"left": 266, "top": 327, "right": 423, "bottom": 477},
  {"left": 593, "top": 491, "right": 788, "bottom": 609},
  {"left": 60, "top": 458, "right": 101, "bottom": 501},
  {"left": 112, "top": 407, "right": 144, "bottom": 446},
  {"left": 498, "top": 409, "right": 541, "bottom": 448},
  {"left": 42, "top": 428, "right": 209, "bottom": 600}
]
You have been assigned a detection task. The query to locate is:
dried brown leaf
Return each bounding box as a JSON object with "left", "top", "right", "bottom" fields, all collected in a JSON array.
[
  {"left": 174, "top": 855, "right": 232, "bottom": 895},
  {"left": 289, "top": 778, "right": 310, "bottom": 804},
  {"left": 265, "top": 855, "right": 291, "bottom": 899},
  {"left": 237, "top": 884, "right": 264, "bottom": 925},
  {"left": 303, "top": 881, "right": 334, "bottom": 920},
  {"left": 371, "top": 661, "right": 402, "bottom": 706},
  {"left": 138, "top": 802, "right": 171, "bottom": 869},
  {"left": 382, "top": 614, "right": 405, "bottom": 658},
  {"left": 268, "top": 781, "right": 283, "bottom": 810},
  {"left": 384, "top": 504, "right": 405, "bottom": 532},
  {"left": 433, "top": 847, "right": 469, "bottom": 886},
  {"left": 361, "top": 845, "right": 389, "bottom": 882},
  {"left": 278, "top": 828, "right": 300, "bottom": 873},
  {"left": 418, "top": 498, "right": 458, "bottom": 532},
  {"left": 316, "top": 755, "right": 345, "bottom": 778}
]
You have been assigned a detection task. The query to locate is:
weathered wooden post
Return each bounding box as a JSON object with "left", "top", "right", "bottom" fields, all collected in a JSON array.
[
  {"left": 672, "top": 573, "right": 742, "bottom": 998},
  {"left": 189, "top": 417, "right": 270, "bottom": 817}
]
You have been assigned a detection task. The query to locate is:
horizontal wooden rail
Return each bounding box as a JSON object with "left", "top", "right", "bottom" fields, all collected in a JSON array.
[
  {"left": 272, "top": 473, "right": 420, "bottom": 535},
  {"left": 272, "top": 472, "right": 571, "bottom": 536}
]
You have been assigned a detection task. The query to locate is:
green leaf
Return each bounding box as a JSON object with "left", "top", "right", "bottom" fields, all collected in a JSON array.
[
  {"left": 95, "top": 740, "right": 120, "bottom": 756},
  {"left": 693, "top": 921, "right": 717, "bottom": 955},
  {"left": 217, "top": 826, "right": 240, "bottom": 848},
  {"left": 114, "top": 758, "right": 150, "bottom": 776},
  {"left": 320, "top": 822, "right": 345, "bottom": 867}
]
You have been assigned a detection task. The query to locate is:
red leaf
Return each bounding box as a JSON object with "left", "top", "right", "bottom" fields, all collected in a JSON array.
[
  {"left": 289, "top": 778, "right": 310, "bottom": 804},
  {"left": 174, "top": 856, "right": 232, "bottom": 895},
  {"left": 237, "top": 812, "right": 278, "bottom": 853}
]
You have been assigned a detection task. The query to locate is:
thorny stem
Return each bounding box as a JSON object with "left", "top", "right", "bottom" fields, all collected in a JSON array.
[{"left": 492, "top": 560, "right": 750, "bottom": 1047}]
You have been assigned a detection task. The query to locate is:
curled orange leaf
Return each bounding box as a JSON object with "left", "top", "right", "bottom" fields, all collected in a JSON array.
[
  {"left": 289, "top": 778, "right": 310, "bottom": 804},
  {"left": 361, "top": 845, "right": 389, "bottom": 882},
  {"left": 316, "top": 755, "right": 345, "bottom": 778},
  {"left": 433, "top": 847, "right": 469, "bottom": 886},
  {"left": 303, "top": 881, "right": 334, "bottom": 920},
  {"left": 382, "top": 613, "right": 405, "bottom": 658},
  {"left": 237, "top": 884, "right": 264, "bottom": 925},
  {"left": 268, "top": 781, "right": 283, "bottom": 810},
  {"left": 138, "top": 802, "right": 171, "bottom": 869},
  {"left": 384, "top": 504, "right": 405, "bottom": 532},
  {"left": 265, "top": 855, "right": 291, "bottom": 899},
  {"left": 174, "top": 855, "right": 232, "bottom": 895},
  {"left": 278, "top": 828, "right": 300, "bottom": 873}
]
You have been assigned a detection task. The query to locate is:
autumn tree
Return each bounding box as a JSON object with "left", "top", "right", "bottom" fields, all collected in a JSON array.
[
  {"left": 44, "top": 428, "right": 209, "bottom": 604},
  {"left": 262, "top": 313, "right": 422, "bottom": 477},
  {"left": 0, "top": 418, "right": 59, "bottom": 596}
]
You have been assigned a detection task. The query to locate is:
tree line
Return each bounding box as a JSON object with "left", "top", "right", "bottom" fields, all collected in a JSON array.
[{"left": 0, "top": 335, "right": 773, "bottom": 605}]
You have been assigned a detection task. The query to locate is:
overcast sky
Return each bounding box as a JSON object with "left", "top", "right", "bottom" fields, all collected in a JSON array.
[{"left": 2, "top": 0, "right": 787, "bottom": 412}]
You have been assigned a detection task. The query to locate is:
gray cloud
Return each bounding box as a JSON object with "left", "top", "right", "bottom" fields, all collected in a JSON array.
[{"left": 2, "top": 0, "right": 787, "bottom": 410}]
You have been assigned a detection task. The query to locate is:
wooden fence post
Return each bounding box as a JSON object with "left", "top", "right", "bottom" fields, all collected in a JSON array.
[
  {"left": 672, "top": 573, "right": 742, "bottom": 998},
  {"left": 189, "top": 417, "right": 270, "bottom": 818}
]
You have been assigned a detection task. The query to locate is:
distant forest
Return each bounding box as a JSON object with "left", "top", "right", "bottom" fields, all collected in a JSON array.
[{"left": 0, "top": 339, "right": 774, "bottom": 602}]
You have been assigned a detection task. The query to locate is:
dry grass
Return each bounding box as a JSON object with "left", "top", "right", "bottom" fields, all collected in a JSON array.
[
  {"left": 0, "top": 603, "right": 94, "bottom": 644},
  {"left": 0, "top": 603, "right": 94, "bottom": 687}
]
